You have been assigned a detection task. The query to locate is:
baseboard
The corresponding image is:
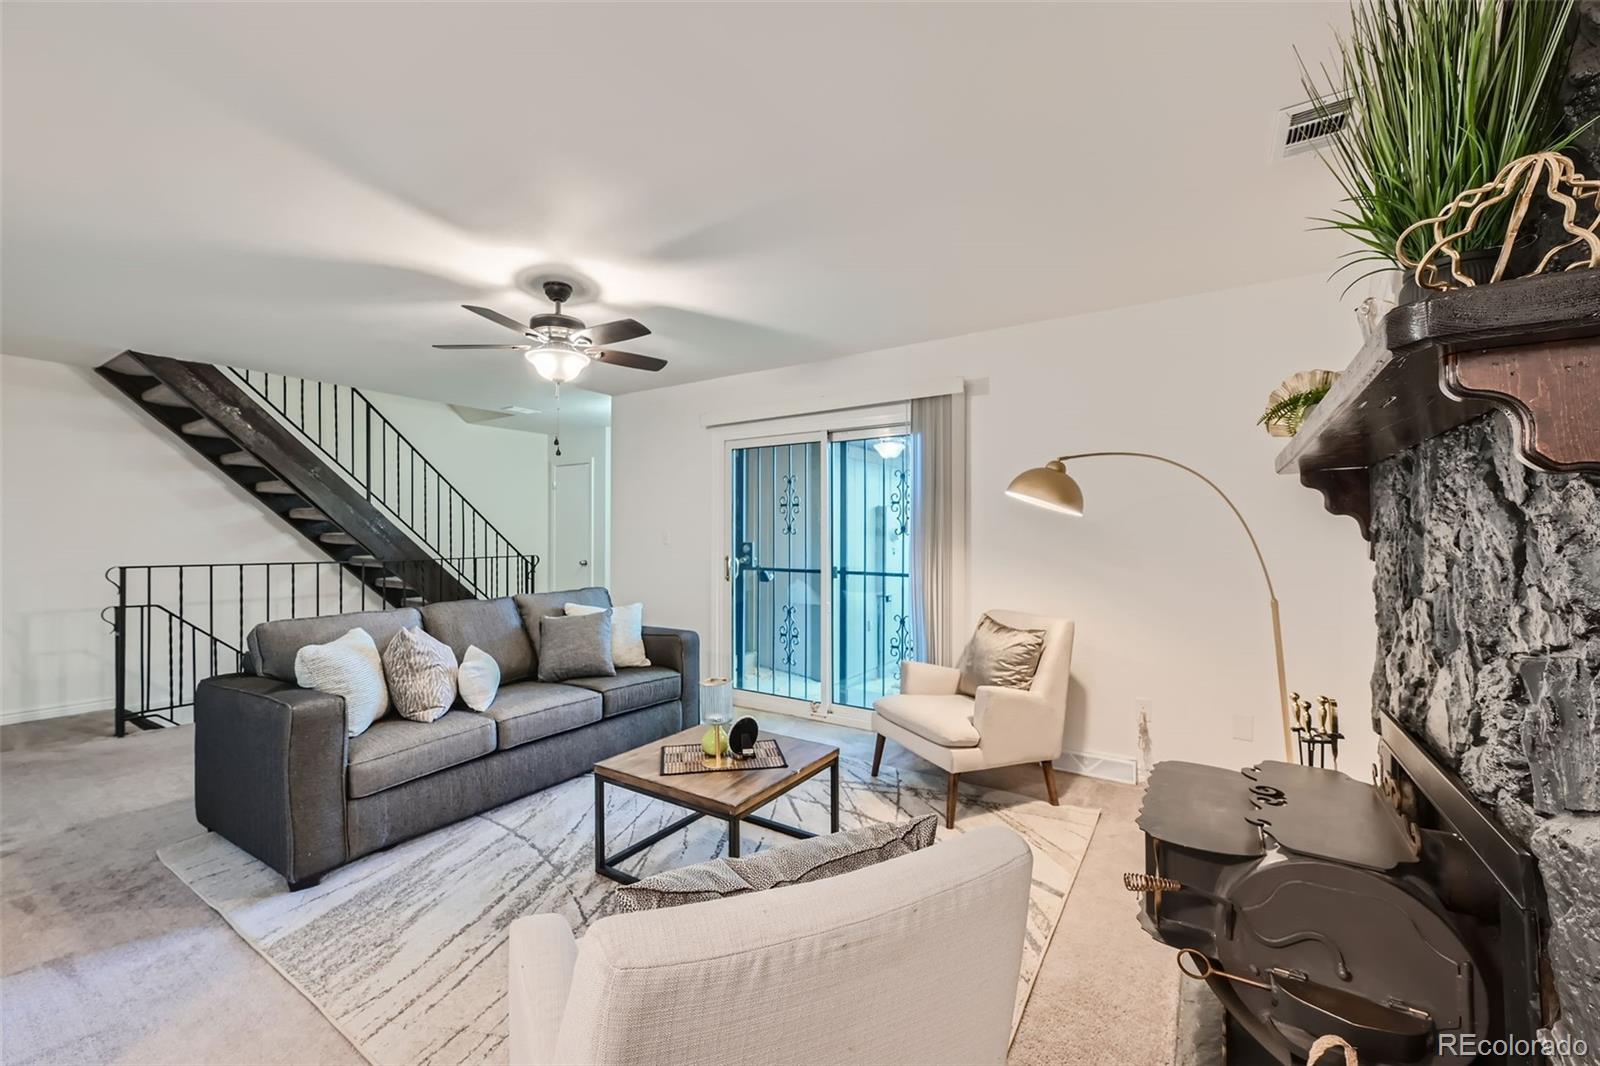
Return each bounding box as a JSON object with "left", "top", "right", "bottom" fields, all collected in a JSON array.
[
  {"left": 1054, "top": 748, "right": 1139, "bottom": 785},
  {"left": 0, "top": 697, "right": 108, "bottom": 726}
]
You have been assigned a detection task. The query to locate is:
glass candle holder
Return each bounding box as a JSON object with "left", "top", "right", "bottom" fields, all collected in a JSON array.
[{"left": 701, "top": 678, "right": 733, "bottom": 762}]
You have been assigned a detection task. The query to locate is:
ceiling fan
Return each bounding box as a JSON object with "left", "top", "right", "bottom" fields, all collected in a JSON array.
[{"left": 434, "top": 281, "right": 666, "bottom": 385}]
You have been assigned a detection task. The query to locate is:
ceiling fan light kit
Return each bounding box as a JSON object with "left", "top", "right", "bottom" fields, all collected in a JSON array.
[{"left": 433, "top": 279, "right": 667, "bottom": 385}]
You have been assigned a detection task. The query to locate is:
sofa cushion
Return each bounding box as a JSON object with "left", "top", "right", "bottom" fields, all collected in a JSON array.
[
  {"left": 538, "top": 612, "right": 615, "bottom": 682},
  {"left": 383, "top": 626, "right": 458, "bottom": 723},
  {"left": 514, "top": 587, "right": 610, "bottom": 656},
  {"left": 873, "top": 693, "right": 981, "bottom": 748},
  {"left": 566, "top": 667, "right": 681, "bottom": 718},
  {"left": 347, "top": 712, "right": 495, "bottom": 798},
  {"left": 249, "top": 608, "right": 421, "bottom": 682},
  {"left": 608, "top": 815, "right": 940, "bottom": 914},
  {"left": 294, "top": 627, "right": 389, "bottom": 738},
  {"left": 480, "top": 681, "right": 602, "bottom": 750},
  {"left": 419, "top": 597, "right": 535, "bottom": 684}
]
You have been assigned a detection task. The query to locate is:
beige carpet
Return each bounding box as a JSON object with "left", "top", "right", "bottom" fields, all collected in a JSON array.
[
  {"left": 158, "top": 754, "right": 1097, "bottom": 1065},
  {"left": 1, "top": 711, "right": 1178, "bottom": 1065}
]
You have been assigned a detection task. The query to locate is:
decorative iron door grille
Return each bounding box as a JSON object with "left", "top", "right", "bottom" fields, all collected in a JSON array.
[
  {"left": 830, "top": 436, "right": 912, "bottom": 709},
  {"left": 730, "top": 441, "right": 823, "bottom": 702}
]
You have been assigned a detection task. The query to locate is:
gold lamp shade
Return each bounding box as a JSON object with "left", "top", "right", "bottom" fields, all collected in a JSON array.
[{"left": 1005, "top": 459, "right": 1084, "bottom": 516}]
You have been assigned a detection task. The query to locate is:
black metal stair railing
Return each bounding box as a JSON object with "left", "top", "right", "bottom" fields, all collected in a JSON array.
[
  {"left": 228, "top": 368, "right": 536, "bottom": 599},
  {"left": 106, "top": 556, "right": 536, "bottom": 735}
]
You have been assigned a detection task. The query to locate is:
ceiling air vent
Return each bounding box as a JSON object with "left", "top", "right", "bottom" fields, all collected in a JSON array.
[{"left": 1274, "top": 97, "right": 1351, "bottom": 159}]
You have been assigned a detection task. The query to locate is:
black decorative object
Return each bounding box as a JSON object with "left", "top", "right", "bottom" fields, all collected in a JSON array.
[{"left": 727, "top": 716, "right": 760, "bottom": 757}]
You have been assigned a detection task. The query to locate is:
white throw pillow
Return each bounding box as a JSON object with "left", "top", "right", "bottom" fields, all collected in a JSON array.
[
  {"left": 294, "top": 628, "right": 389, "bottom": 738},
  {"left": 458, "top": 645, "right": 501, "bottom": 711},
  {"left": 565, "top": 601, "right": 651, "bottom": 668},
  {"left": 382, "top": 627, "right": 459, "bottom": 723}
]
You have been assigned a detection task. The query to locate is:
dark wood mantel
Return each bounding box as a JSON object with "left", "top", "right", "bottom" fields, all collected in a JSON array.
[{"left": 1276, "top": 270, "right": 1600, "bottom": 539}]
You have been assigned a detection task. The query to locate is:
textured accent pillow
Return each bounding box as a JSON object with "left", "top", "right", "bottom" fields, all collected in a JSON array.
[
  {"left": 565, "top": 601, "right": 651, "bottom": 668},
  {"left": 382, "top": 626, "right": 459, "bottom": 723},
  {"left": 956, "top": 614, "right": 1047, "bottom": 696},
  {"left": 608, "top": 814, "right": 939, "bottom": 914},
  {"left": 294, "top": 628, "right": 389, "bottom": 738},
  {"left": 457, "top": 645, "right": 501, "bottom": 712},
  {"left": 537, "top": 611, "right": 615, "bottom": 682}
]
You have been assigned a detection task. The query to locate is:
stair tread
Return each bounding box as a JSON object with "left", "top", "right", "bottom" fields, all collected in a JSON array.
[
  {"left": 375, "top": 576, "right": 410, "bottom": 588},
  {"left": 403, "top": 597, "right": 426, "bottom": 605},
  {"left": 220, "top": 452, "right": 266, "bottom": 468},
  {"left": 254, "top": 480, "right": 296, "bottom": 495},
  {"left": 181, "top": 419, "right": 229, "bottom": 439},
  {"left": 287, "top": 507, "right": 329, "bottom": 522},
  {"left": 141, "top": 384, "right": 190, "bottom": 408},
  {"left": 321, "top": 532, "right": 359, "bottom": 546},
  {"left": 103, "top": 353, "right": 154, "bottom": 376}
]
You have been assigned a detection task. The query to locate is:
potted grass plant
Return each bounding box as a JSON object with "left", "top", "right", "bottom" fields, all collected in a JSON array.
[{"left": 1302, "top": 0, "right": 1585, "bottom": 299}]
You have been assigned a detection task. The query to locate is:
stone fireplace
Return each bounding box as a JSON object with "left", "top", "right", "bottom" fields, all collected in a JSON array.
[{"left": 1372, "top": 413, "right": 1600, "bottom": 1056}]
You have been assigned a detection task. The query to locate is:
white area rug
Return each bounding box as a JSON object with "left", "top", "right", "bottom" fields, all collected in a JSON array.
[{"left": 159, "top": 754, "right": 1098, "bottom": 1066}]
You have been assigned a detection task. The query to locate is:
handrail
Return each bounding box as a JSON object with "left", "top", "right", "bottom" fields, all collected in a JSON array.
[
  {"left": 225, "top": 368, "right": 535, "bottom": 597},
  {"left": 105, "top": 555, "right": 537, "bottom": 735}
]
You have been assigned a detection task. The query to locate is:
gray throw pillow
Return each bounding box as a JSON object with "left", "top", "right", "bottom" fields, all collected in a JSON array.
[
  {"left": 537, "top": 610, "right": 615, "bottom": 682},
  {"left": 956, "top": 613, "right": 1046, "bottom": 696},
  {"left": 607, "top": 814, "right": 939, "bottom": 914}
]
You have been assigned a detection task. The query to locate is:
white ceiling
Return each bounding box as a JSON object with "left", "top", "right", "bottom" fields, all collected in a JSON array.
[{"left": 2, "top": 2, "right": 1349, "bottom": 428}]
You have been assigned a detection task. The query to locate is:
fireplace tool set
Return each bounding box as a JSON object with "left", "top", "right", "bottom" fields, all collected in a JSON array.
[
  {"left": 1289, "top": 692, "right": 1343, "bottom": 769},
  {"left": 1130, "top": 714, "right": 1542, "bottom": 1065}
]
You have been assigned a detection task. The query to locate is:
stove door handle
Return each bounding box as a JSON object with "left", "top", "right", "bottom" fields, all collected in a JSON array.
[{"left": 1269, "top": 971, "right": 1434, "bottom": 1064}]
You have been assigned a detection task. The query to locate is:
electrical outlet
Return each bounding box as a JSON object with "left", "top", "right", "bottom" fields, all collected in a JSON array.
[{"left": 1233, "top": 714, "right": 1255, "bottom": 742}]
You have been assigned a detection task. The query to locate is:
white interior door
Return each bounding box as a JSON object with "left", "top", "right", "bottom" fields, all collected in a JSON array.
[{"left": 550, "top": 460, "right": 595, "bottom": 591}]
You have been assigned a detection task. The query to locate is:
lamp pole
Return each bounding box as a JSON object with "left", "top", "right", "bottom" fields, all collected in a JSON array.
[{"left": 1054, "top": 452, "right": 1293, "bottom": 762}]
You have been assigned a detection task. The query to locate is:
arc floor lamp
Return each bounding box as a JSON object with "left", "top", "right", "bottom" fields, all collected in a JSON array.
[{"left": 1006, "top": 452, "right": 1292, "bottom": 761}]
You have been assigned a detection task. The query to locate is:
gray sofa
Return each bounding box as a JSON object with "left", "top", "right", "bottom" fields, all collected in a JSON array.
[{"left": 193, "top": 587, "right": 699, "bottom": 889}]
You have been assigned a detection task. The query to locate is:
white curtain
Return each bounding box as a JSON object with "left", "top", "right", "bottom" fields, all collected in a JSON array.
[{"left": 909, "top": 393, "right": 965, "bottom": 666}]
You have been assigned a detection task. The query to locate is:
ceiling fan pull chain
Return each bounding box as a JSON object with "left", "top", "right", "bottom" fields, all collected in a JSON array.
[{"left": 554, "top": 383, "right": 563, "bottom": 457}]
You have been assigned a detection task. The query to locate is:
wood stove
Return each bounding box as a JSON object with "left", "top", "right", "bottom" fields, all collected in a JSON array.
[{"left": 1134, "top": 712, "right": 1543, "bottom": 1065}]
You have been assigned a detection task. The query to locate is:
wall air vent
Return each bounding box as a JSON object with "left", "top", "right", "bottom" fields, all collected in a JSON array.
[{"left": 1274, "top": 97, "right": 1351, "bottom": 159}]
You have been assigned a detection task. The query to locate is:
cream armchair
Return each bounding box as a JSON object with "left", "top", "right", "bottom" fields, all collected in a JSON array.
[
  {"left": 508, "top": 827, "right": 1033, "bottom": 1066},
  {"left": 871, "top": 610, "right": 1074, "bottom": 827}
]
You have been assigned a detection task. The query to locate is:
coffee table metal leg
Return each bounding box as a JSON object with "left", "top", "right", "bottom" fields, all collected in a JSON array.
[
  {"left": 727, "top": 817, "right": 741, "bottom": 858},
  {"left": 595, "top": 775, "right": 704, "bottom": 884},
  {"left": 831, "top": 759, "right": 840, "bottom": 833},
  {"left": 593, "top": 775, "right": 606, "bottom": 873}
]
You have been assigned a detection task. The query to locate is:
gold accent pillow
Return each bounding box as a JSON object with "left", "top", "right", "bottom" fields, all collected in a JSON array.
[{"left": 956, "top": 614, "right": 1046, "bottom": 696}]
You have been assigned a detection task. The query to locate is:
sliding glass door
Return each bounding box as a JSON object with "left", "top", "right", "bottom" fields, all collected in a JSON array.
[
  {"left": 726, "top": 424, "right": 913, "bottom": 723},
  {"left": 830, "top": 433, "right": 913, "bottom": 709},
  {"left": 729, "top": 440, "right": 824, "bottom": 704}
]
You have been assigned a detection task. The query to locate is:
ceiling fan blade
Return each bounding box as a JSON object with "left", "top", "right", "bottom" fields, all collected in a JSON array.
[
  {"left": 583, "top": 318, "right": 651, "bottom": 346},
  {"left": 593, "top": 349, "right": 667, "bottom": 372},
  {"left": 463, "top": 304, "right": 533, "bottom": 335},
  {"left": 432, "top": 343, "right": 532, "bottom": 350}
]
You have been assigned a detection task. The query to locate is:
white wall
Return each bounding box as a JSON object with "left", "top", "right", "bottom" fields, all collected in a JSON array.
[
  {"left": 610, "top": 273, "right": 1380, "bottom": 776},
  {"left": 0, "top": 354, "right": 556, "bottom": 723},
  {"left": 1, "top": 354, "right": 331, "bottom": 722}
]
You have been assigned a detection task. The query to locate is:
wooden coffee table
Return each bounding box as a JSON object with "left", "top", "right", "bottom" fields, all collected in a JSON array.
[{"left": 593, "top": 726, "right": 840, "bottom": 884}]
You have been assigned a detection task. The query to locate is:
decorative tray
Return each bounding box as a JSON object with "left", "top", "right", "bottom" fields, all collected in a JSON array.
[{"left": 660, "top": 739, "right": 787, "bottom": 776}]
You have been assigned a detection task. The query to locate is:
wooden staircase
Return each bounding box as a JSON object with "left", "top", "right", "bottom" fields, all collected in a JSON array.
[{"left": 97, "top": 351, "right": 529, "bottom": 606}]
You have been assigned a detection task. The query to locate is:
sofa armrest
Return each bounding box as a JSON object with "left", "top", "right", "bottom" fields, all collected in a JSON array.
[
  {"left": 972, "top": 686, "right": 1063, "bottom": 765},
  {"left": 641, "top": 626, "right": 700, "bottom": 727},
  {"left": 194, "top": 674, "right": 348, "bottom": 886},
  {"left": 508, "top": 915, "right": 579, "bottom": 1066},
  {"left": 901, "top": 661, "right": 962, "bottom": 696}
]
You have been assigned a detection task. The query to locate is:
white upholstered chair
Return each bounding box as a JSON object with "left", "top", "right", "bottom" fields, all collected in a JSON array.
[
  {"left": 871, "top": 610, "right": 1075, "bottom": 827},
  {"left": 508, "top": 826, "right": 1032, "bottom": 1066}
]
